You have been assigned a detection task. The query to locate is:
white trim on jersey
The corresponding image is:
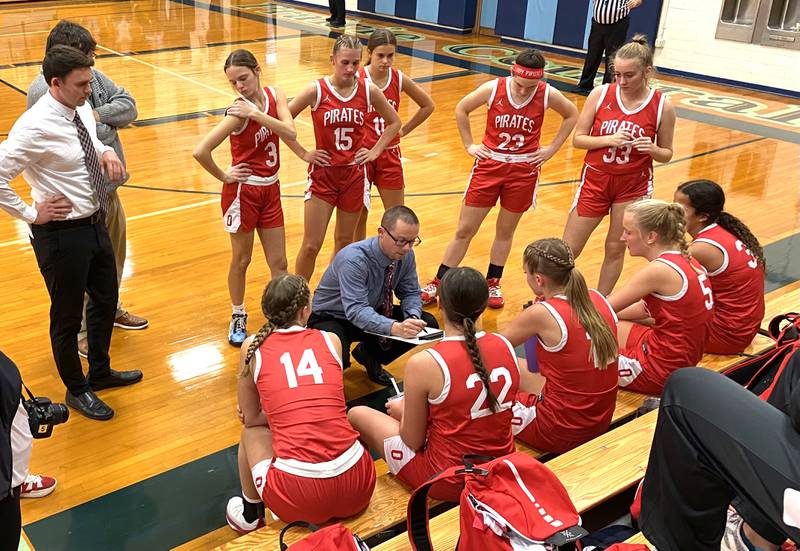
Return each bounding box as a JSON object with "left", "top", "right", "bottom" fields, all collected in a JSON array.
[
  {"left": 274, "top": 326, "right": 305, "bottom": 333},
  {"left": 320, "top": 331, "right": 344, "bottom": 369},
  {"left": 645, "top": 167, "right": 654, "bottom": 197},
  {"left": 311, "top": 80, "right": 322, "bottom": 111},
  {"left": 538, "top": 301, "right": 569, "bottom": 352},
  {"left": 440, "top": 331, "right": 487, "bottom": 342},
  {"left": 253, "top": 346, "right": 263, "bottom": 381},
  {"left": 397, "top": 68, "right": 404, "bottom": 94},
  {"left": 506, "top": 76, "right": 537, "bottom": 110},
  {"left": 244, "top": 173, "right": 280, "bottom": 186},
  {"left": 426, "top": 348, "right": 452, "bottom": 405},
  {"left": 592, "top": 289, "right": 619, "bottom": 323},
  {"left": 655, "top": 92, "right": 666, "bottom": 131},
  {"left": 594, "top": 84, "right": 610, "bottom": 116},
  {"left": 273, "top": 440, "right": 365, "bottom": 479},
  {"left": 487, "top": 78, "right": 500, "bottom": 108},
  {"left": 693, "top": 237, "right": 729, "bottom": 277},
  {"left": 323, "top": 76, "right": 359, "bottom": 103},
  {"left": 543, "top": 82, "right": 550, "bottom": 110},
  {"left": 223, "top": 182, "right": 243, "bottom": 233},
  {"left": 365, "top": 78, "right": 372, "bottom": 114},
  {"left": 652, "top": 255, "right": 690, "bottom": 301},
  {"left": 362, "top": 165, "right": 371, "bottom": 211},
  {"left": 495, "top": 333, "right": 521, "bottom": 374},
  {"left": 570, "top": 164, "right": 592, "bottom": 213},
  {"left": 615, "top": 84, "right": 656, "bottom": 116}
]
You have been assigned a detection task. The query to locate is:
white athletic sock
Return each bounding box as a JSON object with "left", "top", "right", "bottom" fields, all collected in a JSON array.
[{"left": 232, "top": 303, "right": 246, "bottom": 316}]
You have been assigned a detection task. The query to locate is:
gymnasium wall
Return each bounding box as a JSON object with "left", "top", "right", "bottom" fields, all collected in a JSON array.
[
  {"left": 654, "top": 0, "right": 800, "bottom": 93},
  {"left": 356, "top": 0, "right": 478, "bottom": 32},
  {"left": 488, "top": 0, "right": 663, "bottom": 50}
]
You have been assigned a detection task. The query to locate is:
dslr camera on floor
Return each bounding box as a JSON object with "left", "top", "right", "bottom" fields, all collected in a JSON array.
[{"left": 22, "top": 383, "right": 69, "bottom": 439}]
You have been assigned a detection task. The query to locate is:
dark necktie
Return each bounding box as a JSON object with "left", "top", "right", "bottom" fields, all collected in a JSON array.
[
  {"left": 379, "top": 262, "right": 396, "bottom": 349},
  {"left": 74, "top": 114, "right": 108, "bottom": 215}
]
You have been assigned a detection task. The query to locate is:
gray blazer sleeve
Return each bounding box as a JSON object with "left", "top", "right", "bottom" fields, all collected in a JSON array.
[
  {"left": 26, "top": 74, "right": 48, "bottom": 110},
  {"left": 91, "top": 69, "right": 138, "bottom": 129}
]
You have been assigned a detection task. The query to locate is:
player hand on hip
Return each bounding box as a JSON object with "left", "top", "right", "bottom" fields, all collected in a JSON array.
[
  {"left": 34, "top": 194, "right": 73, "bottom": 224},
  {"left": 224, "top": 162, "right": 253, "bottom": 184},
  {"left": 530, "top": 145, "right": 557, "bottom": 167},
  {"left": 466, "top": 143, "right": 492, "bottom": 160},
  {"left": 101, "top": 150, "right": 126, "bottom": 183},
  {"left": 303, "top": 149, "right": 332, "bottom": 167},
  {"left": 354, "top": 147, "right": 380, "bottom": 165}
]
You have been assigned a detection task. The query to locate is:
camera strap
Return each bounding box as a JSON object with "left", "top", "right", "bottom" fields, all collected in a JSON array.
[{"left": 21, "top": 381, "right": 37, "bottom": 402}]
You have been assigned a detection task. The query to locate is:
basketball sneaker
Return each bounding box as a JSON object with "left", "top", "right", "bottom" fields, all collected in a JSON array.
[
  {"left": 20, "top": 474, "right": 57, "bottom": 498},
  {"left": 486, "top": 278, "right": 504, "bottom": 309},
  {"left": 720, "top": 509, "right": 749, "bottom": 551},
  {"left": 420, "top": 277, "right": 440, "bottom": 305},
  {"left": 228, "top": 313, "right": 248, "bottom": 347},
  {"left": 225, "top": 496, "right": 265, "bottom": 535}
]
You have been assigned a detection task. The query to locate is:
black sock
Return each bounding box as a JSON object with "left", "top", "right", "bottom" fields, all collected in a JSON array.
[
  {"left": 486, "top": 263, "right": 504, "bottom": 280},
  {"left": 436, "top": 264, "right": 451, "bottom": 280},
  {"left": 242, "top": 496, "right": 262, "bottom": 523}
]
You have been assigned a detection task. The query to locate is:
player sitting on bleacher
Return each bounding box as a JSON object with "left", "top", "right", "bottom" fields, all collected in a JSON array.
[
  {"left": 501, "top": 238, "right": 619, "bottom": 453},
  {"left": 674, "top": 179, "right": 766, "bottom": 355},
  {"left": 348, "top": 267, "right": 519, "bottom": 500},
  {"left": 225, "top": 275, "right": 375, "bottom": 534},
  {"left": 609, "top": 199, "right": 713, "bottom": 395}
]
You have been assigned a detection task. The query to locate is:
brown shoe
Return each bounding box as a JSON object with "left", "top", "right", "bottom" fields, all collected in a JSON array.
[
  {"left": 114, "top": 312, "right": 149, "bottom": 330},
  {"left": 77, "top": 338, "right": 88, "bottom": 359}
]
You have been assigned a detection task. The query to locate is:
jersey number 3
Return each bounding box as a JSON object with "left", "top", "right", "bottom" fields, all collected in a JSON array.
[
  {"left": 467, "top": 367, "right": 513, "bottom": 419},
  {"left": 280, "top": 349, "right": 323, "bottom": 388}
]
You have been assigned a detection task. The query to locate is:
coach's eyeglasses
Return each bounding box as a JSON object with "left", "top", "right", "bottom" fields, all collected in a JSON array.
[{"left": 381, "top": 226, "right": 422, "bottom": 248}]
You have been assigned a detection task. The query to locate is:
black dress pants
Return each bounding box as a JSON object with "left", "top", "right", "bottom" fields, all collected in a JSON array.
[
  {"left": 640, "top": 367, "right": 800, "bottom": 550},
  {"left": 328, "top": 0, "right": 345, "bottom": 23},
  {"left": 308, "top": 306, "right": 439, "bottom": 369},
  {"left": 30, "top": 217, "right": 118, "bottom": 395},
  {"left": 0, "top": 486, "right": 21, "bottom": 551},
  {"left": 577, "top": 16, "right": 630, "bottom": 90}
]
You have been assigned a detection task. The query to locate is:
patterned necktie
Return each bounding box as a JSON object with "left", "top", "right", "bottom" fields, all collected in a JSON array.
[
  {"left": 74, "top": 113, "right": 108, "bottom": 215},
  {"left": 379, "top": 262, "right": 396, "bottom": 349}
]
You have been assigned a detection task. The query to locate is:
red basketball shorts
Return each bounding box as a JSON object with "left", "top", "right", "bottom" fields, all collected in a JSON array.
[
  {"left": 252, "top": 445, "right": 376, "bottom": 524},
  {"left": 617, "top": 323, "right": 664, "bottom": 395},
  {"left": 383, "top": 435, "right": 462, "bottom": 501},
  {"left": 464, "top": 158, "right": 541, "bottom": 213},
  {"left": 221, "top": 178, "right": 283, "bottom": 233},
  {"left": 571, "top": 164, "right": 653, "bottom": 218},
  {"left": 304, "top": 164, "right": 369, "bottom": 213},
  {"left": 365, "top": 146, "right": 404, "bottom": 191}
]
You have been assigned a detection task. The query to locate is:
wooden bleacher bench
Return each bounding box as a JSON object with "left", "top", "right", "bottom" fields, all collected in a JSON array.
[{"left": 624, "top": 532, "right": 652, "bottom": 546}]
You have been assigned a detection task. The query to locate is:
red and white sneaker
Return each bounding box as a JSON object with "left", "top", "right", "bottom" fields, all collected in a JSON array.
[
  {"left": 225, "top": 496, "right": 265, "bottom": 535},
  {"left": 486, "top": 278, "right": 504, "bottom": 309},
  {"left": 20, "top": 474, "right": 57, "bottom": 498},
  {"left": 420, "top": 277, "right": 440, "bottom": 305}
]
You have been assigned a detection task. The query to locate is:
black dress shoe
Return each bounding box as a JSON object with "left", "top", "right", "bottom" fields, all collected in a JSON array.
[
  {"left": 352, "top": 344, "right": 394, "bottom": 387},
  {"left": 327, "top": 19, "right": 346, "bottom": 27},
  {"left": 325, "top": 16, "right": 333, "bottom": 22},
  {"left": 66, "top": 390, "right": 114, "bottom": 421},
  {"left": 570, "top": 86, "right": 592, "bottom": 96},
  {"left": 89, "top": 369, "right": 143, "bottom": 391}
]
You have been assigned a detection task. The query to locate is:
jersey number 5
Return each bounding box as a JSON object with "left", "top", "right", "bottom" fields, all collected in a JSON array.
[
  {"left": 280, "top": 349, "right": 323, "bottom": 388},
  {"left": 467, "top": 367, "right": 513, "bottom": 419},
  {"left": 698, "top": 273, "right": 714, "bottom": 311}
]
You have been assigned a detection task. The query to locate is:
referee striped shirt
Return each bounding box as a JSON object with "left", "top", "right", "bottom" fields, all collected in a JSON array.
[{"left": 593, "top": 0, "right": 630, "bottom": 24}]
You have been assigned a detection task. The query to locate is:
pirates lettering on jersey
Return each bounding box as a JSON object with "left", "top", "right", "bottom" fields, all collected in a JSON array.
[
  {"left": 482, "top": 77, "right": 548, "bottom": 156},
  {"left": 254, "top": 125, "right": 274, "bottom": 148},
  {"left": 585, "top": 83, "right": 665, "bottom": 174},
  {"left": 311, "top": 77, "right": 370, "bottom": 165}
]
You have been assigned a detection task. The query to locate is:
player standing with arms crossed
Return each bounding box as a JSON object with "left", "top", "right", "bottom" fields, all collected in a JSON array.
[
  {"left": 420, "top": 50, "right": 577, "bottom": 308},
  {"left": 563, "top": 35, "right": 676, "bottom": 296},
  {"left": 287, "top": 35, "right": 400, "bottom": 282},
  {"left": 351, "top": 29, "right": 435, "bottom": 241},
  {"left": 193, "top": 49, "right": 296, "bottom": 346}
]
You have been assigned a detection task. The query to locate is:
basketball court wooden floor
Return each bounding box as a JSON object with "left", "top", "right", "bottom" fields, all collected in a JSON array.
[{"left": 0, "top": 0, "right": 797, "bottom": 548}]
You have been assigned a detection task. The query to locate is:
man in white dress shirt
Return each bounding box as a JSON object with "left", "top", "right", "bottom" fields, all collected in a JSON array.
[{"left": 0, "top": 45, "right": 142, "bottom": 421}]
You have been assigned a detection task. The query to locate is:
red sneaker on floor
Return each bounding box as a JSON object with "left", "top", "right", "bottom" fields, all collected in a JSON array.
[
  {"left": 20, "top": 474, "right": 57, "bottom": 498},
  {"left": 420, "top": 277, "right": 441, "bottom": 306},
  {"left": 225, "top": 496, "right": 265, "bottom": 535},
  {"left": 486, "top": 278, "right": 504, "bottom": 309}
]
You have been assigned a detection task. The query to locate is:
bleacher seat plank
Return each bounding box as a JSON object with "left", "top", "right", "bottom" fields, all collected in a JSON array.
[
  {"left": 624, "top": 531, "right": 652, "bottom": 546},
  {"left": 374, "top": 411, "right": 658, "bottom": 551}
]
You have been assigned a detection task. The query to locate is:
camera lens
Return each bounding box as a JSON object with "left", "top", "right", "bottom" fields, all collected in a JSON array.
[{"left": 49, "top": 403, "right": 70, "bottom": 425}]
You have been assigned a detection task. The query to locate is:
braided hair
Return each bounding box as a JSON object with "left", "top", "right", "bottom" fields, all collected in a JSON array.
[
  {"left": 677, "top": 179, "right": 765, "bottom": 267},
  {"left": 241, "top": 274, "right": 311, "bottom": 377},
  {"left": 626, "top": 199, "right": 692, "bottom": 262},
  {"left": 523, "top": 239, "right": 617, "bottom": 369},
  {"left": 437, "top": 267, "right": 497, "bottom": 411}
]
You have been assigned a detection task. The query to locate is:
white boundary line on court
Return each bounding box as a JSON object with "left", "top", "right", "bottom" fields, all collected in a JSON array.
[{"left": 0, "top": 178, "right": 309, "bottom": 249}]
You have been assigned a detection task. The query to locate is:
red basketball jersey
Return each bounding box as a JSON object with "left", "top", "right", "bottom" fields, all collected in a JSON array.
[
  {"left": 534, "top": 290, "right": 619, "bottom": 445},
  {"left": 311, "top": 77, "right": 369, "bottom": 166},
  {"left": 641, "top": 252, "right": 714, "bottom": 379},
  {"left": 584, "top": 83, "right": 665, "bottom": 174},
  {"left": 482, "top": 77, "right": 548, "bottom": 157},
  {"left": 229, "top": 86, "right": 280, "bottom": 178},
  {"left": 253, "top": 327, "right": 360, "bottom": 464},
  {"left": 358, "top": 66, "right": 401, "bottom": 149},
  {"left": 423, "top": 332, "right": 519, "bottom": 471},
  {"left": 694, "top": 223, "right": 765, "bottom": 345}
]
